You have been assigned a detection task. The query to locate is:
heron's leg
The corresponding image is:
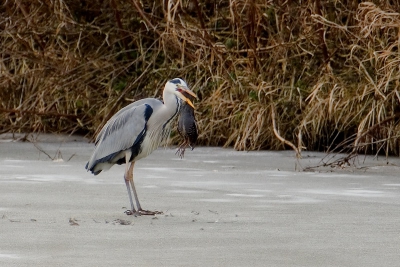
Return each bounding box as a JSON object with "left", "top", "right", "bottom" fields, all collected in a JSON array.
[
  {"left": 127, "top": 162, "right": 162, "bottom": 216},
  {"left": 124, "top": 180, "right": 136, "bottom": 215},
  {"left": 127, "top": 162, "right": 142, "bottom": 211},
  {"left": 124, "top": 153, "right": 136, "bottom": 215}
]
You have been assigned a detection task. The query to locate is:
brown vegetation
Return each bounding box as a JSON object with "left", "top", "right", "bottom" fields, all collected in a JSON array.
[{"left": 1, "top": 1, "right": 400, "bottom": 156}]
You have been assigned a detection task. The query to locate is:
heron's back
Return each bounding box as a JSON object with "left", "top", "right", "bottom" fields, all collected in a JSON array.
[{"left": 86, "top": 99, "right": 165, "bottom": 175}]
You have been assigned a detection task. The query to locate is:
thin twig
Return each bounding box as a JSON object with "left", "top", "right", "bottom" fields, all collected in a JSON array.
[{"left": 271, "top": 105, "right": 301, "bottom": 158}]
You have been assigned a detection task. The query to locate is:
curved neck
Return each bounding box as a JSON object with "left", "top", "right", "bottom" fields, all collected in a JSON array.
[
  {"left": 161, "top": 91, "right": 181, "bottom": 119},
  {"left": 147, "top": 91, "right": 181, "bottom": 132}
]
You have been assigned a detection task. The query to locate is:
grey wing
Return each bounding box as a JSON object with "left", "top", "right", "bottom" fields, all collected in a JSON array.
[
  {"left": 87, "top": 103, "right": 154, "bottom": 171},
  {"left": 95, "top": 98, "right": 162, "bottom": 145}
]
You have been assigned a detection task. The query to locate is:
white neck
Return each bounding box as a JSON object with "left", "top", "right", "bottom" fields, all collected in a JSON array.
[{"left": 162, "top": 90, "right": 181, "bottom": 120}]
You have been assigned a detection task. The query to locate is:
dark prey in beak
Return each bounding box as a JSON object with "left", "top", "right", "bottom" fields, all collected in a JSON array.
[{"left": 176, "top": 92, "right": 198, "bottom": 158}]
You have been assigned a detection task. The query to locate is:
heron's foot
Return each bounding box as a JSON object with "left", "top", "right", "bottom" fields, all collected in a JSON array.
[
  {"left": 134, "top": 209, "right": 163, "bottom": 216},
  {"left": 124, "top": 208, "right": 163, "bottom": 216},
  {"left": 139, "top": 209, "right": 163, "bottom": 216},
  {"left": 124, "top": 209, "right": 137, "bottom": 216}
]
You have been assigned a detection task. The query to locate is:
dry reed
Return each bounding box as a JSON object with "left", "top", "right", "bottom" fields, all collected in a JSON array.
[{"left": 1, "top": 1, "right": 400, "bottom": 157}]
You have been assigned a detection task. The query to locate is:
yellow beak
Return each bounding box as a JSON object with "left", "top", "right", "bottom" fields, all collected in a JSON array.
[{"left": 176, "top": 85, "right": 198, "bottom": 109}]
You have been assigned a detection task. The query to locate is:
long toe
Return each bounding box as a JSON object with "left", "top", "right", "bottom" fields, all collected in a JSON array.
[{"left": 138, "top": 209, "right": 163, "bottom": 216}]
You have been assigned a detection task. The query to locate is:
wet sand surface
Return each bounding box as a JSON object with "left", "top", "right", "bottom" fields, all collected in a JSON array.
[{"left": 1, "top": 135, "right": 400, "bottom": 266}]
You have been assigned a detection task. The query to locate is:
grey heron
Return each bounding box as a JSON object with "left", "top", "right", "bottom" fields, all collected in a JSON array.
[
  {"left": 85, "top": 78, "right": 197, "bottom": 216},
  {"left": 176, "top": 92, "right": 198, "bottom": 158}
]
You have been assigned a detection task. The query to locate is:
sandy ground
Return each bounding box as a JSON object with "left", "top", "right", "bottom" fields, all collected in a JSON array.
[{"left": 1, "top": 134, "right": 400, "bottom": 266}]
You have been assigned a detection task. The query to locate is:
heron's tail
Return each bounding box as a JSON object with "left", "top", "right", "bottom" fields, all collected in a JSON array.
[{"left": 85, "top": 161, "right": 102, "bottom": 175}]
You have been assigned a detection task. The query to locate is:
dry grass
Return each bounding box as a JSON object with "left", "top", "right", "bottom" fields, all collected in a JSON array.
[{"left": 1, "top": 1, "right": 400, "bottom": 156}]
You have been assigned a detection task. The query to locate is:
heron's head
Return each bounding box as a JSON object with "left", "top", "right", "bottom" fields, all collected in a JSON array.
[{"left": 165, "top": 78, "right": 197, "bottom": 109}]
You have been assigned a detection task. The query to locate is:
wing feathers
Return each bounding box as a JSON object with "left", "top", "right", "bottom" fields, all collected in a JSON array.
[{"left": 86, "top": 103, "right": 154, "bottom": 172}]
